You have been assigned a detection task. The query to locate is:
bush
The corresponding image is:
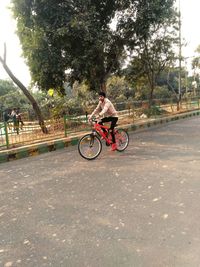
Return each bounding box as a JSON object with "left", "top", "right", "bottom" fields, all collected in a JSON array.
[
  {"left": 115, "top": 102, "right": 126, "bottom": 111},
  {"left": 153, "top": 86, "right": 173, "bottom": 99},
  {"left": 115, "top": 94, "right": 127, "bottom": 103},
  {"left": 143, "top": 105, "right": 162, "bottom": 118}
]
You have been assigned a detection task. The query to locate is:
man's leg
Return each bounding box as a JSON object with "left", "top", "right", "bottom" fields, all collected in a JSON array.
[
  {"left": 101, "top": 117, "right": 118, "bottom": 142},
  {"left": 101, "top": 117, "right": 118, "bottom": 148},
  {"left": 109, "top": 117, "right": 118, "bottom": 144},
  {"left": 100, "top": 117, "right": 114, "bottom": 134}
]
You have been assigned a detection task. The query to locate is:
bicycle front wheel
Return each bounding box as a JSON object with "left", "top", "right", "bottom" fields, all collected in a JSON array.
[
  {"left": 78, "top": 134, "right": 102, "bottom": 160},
  {"left": 115, "top": 129, "right": 129, "bottom": 152}
]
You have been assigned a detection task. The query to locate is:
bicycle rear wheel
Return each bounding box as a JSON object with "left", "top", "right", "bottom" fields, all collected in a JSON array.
[
  {"left": 78, "top": 134, "right": 102, "bottom": 160},
  {"left": 115, "top": 129, "right": 129, "bottom": 152}
]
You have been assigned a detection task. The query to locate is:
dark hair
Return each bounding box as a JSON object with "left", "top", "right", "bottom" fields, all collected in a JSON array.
[{"left": 99, "top": 92, "right": 106, "bottom": 97}]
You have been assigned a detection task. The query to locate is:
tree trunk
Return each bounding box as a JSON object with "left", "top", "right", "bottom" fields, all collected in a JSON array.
[
  {"left": 0, "top": 56, "right": 48, "bottom": 134},
  {"left": 147, "top": 73, "right": 155, "bottom": 107},
  {"left": 149, "top": 87, "right": 154, "bottom": 107},
  {"left": 100, "top": 81, "right": 106, "bottom": 92}
]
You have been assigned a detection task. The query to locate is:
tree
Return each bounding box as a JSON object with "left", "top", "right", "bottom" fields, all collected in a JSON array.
[
  {"left": 0, "top": 80, "right": 31, "bottom": 111},
  {"left": 106, "top": 76, "right": 134, "bottom": 101},
  {"left": 0, "top": 44, "right": 48, "bottom": 133},
  {"left": 191, "top": 45, "right": 200, "bottom": 94},
  {"left": 124, "top": 8, "right": 178, "bottom": 104},
  {"left": 11, "top": 0, "right": 176, "bottom": 93}
]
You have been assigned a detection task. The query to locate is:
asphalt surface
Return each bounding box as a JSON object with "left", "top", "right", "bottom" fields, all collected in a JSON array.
[{"left": 1, "top": 117, "right": 200, "bottom": 267}]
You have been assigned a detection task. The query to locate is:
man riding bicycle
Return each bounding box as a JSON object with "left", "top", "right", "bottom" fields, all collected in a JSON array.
[{"left": 88, "top": 92, "right": 118, "bottom": 151}]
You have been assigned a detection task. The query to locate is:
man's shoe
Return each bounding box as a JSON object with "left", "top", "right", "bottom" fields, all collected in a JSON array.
[
  {"left": 106, "top": 141, "right": 110, "bottom": 146},
  {"left": 111, "top": 143, "right": 117, "bottom": 151}
]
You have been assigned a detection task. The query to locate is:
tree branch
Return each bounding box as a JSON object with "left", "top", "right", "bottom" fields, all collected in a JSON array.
[
  {"left": 4, "top": 42, "right": 6, "bottom": 63},
  {"left": 0, "top": 45, "right": 48, "bottom": 133}
]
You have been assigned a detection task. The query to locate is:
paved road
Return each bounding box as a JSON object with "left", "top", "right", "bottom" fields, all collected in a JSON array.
[{"left": 1, "top": 117, "right": 200, "bottom": 267}]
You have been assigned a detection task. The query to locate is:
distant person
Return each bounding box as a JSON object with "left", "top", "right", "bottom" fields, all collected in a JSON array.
[
  {"left": 3, "top": 109, "right": 12, "bottom": 130},
  {"left": 16, "top": 108, "right": 24, "bottom": 130},
  {"left": 11, "top": 108, "right": 19, "bottom": 134},
  {"left": 3, "top": 109, "right": 11, "bottom": 123}
]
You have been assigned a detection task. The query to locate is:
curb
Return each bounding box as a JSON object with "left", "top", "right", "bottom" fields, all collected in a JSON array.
[
  {"left": 123, "top": 110, "right": 200, "bottom": 133},
  {"left": 1, "top": 109, "right": 200, "bottom": 164},
  {"left": 0, "top": 137, "right": 80, "bottom": 164}
]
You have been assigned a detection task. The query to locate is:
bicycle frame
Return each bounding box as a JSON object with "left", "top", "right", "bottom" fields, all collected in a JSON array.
[{"left": 92, "top": 121, "right": 113, "bottom": 145}]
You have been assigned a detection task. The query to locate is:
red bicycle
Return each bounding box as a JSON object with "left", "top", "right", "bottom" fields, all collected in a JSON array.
[{"left": 78, "top": 119, "right": 129, "bottom": 160}]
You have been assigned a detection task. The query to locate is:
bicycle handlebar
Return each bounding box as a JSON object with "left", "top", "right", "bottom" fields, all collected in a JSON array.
[{"left": 88, "top": 117, "right": 102, "bottom": 124}]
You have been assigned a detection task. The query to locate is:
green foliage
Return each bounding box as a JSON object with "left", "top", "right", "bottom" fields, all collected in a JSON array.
[
  {"left": 124, "top": 2, "right": 178, "bottom": 102},
  {"left": 0, "top": 79, "right": 31, "bottom": 110},
  {"left": 0, "top": 79, "right": 16, "bottom": 96},
  {"left": 192, "top": 45, "right": 200, "bottom": 71},
  {"left": 143, "top": 105, "right": 162, "bottom": 118},
  {"left": 115, "top": 94, "right": 127, "bottom": 103},
  {"left": 153, "top": 86, "right": 173, "bottom": 99},
  {"left": 191, "top": 46, "right": 200, "bottom": 93},
  {"left": 156, "top": 67, "right": 188, "bottom": 97},
  {"left": 11, "top": 0, "right": 176, "bottom": 93},
  {"left": 106, "top": 76, "right": 135, "bottom": 101}
]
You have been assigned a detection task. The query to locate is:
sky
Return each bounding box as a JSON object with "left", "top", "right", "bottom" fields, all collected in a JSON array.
[{"left": 0, "top": 0, "right": 200, "bottom": 87}]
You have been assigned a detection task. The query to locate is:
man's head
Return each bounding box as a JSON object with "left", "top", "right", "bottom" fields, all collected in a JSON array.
[{"left": 99, "top": 92, "right": 106, "bottom": 102}]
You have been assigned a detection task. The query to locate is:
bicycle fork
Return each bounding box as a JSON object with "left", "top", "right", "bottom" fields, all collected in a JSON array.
[{"left": 89, "top": 131, "right": 96, "bottom": 147}]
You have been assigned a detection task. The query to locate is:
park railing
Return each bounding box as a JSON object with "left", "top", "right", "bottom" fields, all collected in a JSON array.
[
  {"left": 0, "top": 118, "right": 65, "bottom": 149},
  {"left": 0, "top": 122, "right": 9, "bottom": 149},
  {"left": 0, "top": 97, "right": 200, "bottom": 150}
]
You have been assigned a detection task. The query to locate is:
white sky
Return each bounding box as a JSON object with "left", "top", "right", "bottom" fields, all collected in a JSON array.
[
  {"left": 0, "top": 0, "right": 200, "bottom": 86},
  {"left": 0, "top": 0, "right": 31, "bottom": 86}
]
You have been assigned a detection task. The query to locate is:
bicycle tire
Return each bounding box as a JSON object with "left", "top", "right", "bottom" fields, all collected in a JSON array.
[
  {"left": 78, "top": 134, "right": 102, "bottom": 160},
  {"left": 115, "top": 129, "right": 129, "bottom": 152}
]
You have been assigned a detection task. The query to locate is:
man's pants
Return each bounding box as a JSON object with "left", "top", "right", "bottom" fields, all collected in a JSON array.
[{"left": 99, "top": 117, "right": 118, "bottom": 143}]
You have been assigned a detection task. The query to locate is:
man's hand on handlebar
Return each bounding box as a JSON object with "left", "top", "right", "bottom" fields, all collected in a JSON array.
[
  {"left": 95, "top": 115, "right": 102, "bottom": 123},
  {"left": 88, "top": 115, "right": 102, "bottom": 123}
]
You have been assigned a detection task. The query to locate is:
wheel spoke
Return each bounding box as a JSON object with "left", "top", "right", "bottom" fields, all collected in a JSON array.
[
  {"left": 78, "top": 134, "right": 102, "bottom": 160},
  {"left": 115, "top": 129, "right": 129, "bottom": 151}
]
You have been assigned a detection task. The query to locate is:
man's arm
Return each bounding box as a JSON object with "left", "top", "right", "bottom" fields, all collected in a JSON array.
[{"left": 90, "top": 102, "right": 101, "bottom": 118}]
